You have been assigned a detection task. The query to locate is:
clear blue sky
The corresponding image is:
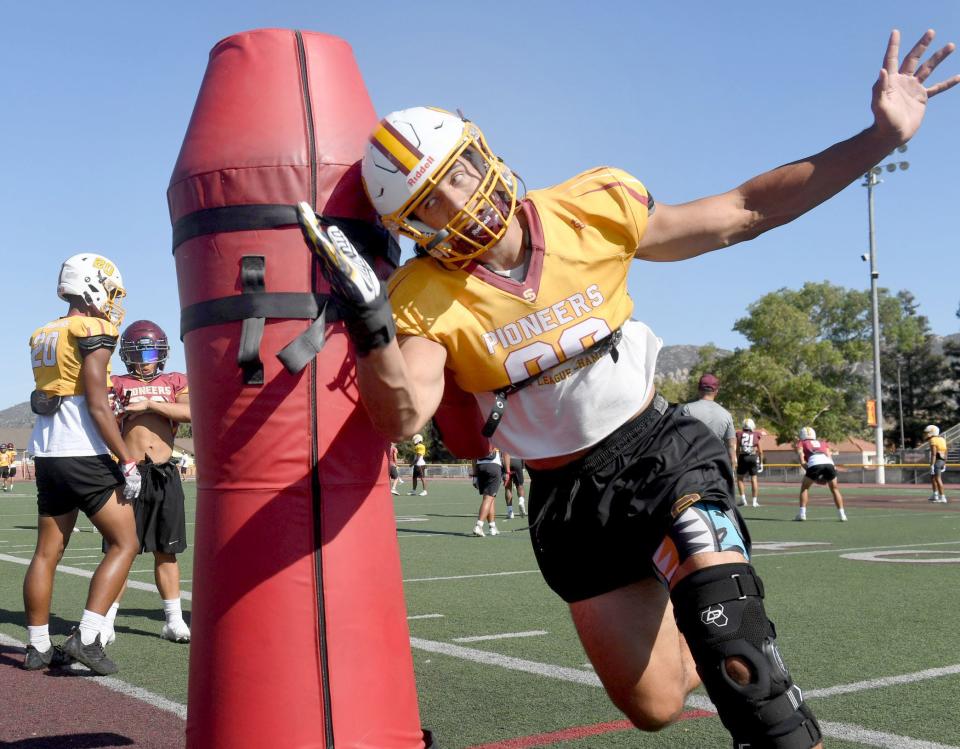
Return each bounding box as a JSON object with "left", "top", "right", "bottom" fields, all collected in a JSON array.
[{"left": 2, "top": 2, "right": 958, "bottom": 410}]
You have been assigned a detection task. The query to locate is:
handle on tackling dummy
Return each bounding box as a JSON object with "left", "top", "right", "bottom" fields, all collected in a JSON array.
[{"left": 297, "top": 202, "right": 395, "bottom": 356}]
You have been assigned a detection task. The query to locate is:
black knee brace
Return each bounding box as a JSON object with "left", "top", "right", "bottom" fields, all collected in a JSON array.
[{"left": 670, "top": 563, "right": 822, "bottom": 749}]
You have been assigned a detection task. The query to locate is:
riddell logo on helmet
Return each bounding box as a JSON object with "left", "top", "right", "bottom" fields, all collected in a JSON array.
[{"left": 407, "top": 156, "right": 435, "bottom": 187}]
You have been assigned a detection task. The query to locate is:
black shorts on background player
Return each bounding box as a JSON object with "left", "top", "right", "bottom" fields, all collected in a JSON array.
[
  {"left": 508, "top": 458, "right": 524, "bottom": 489},
  {"left": 104, "top": 459, "right": 187, "bottom": 554},
  {"left": 526, "top": 395, "right": 748, "bottom": 603},
  {"left": 736, "top": 454, "right": 760, "bottom": 476},
  {"left": 805, "top": 464, "right": 837, "bottom": 483},
  {"left": 476, "top": 462, "right": 502, "bottom": 496}
]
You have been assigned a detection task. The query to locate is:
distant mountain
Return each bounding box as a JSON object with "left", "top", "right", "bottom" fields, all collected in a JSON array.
[
  {"left": 655, "top": 344, "right": 732, "bottom": 384},
  {"left": 0, "top": 401, "right": 33, "bottom": 429}
]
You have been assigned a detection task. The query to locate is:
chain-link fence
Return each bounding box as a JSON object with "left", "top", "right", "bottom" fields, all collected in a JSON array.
[{"left": 761, "top": 463, "right": 957, "bottom": 485}]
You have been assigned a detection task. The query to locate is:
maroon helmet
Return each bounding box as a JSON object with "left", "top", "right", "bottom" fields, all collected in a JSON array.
[{"left": 120, "top": 320, "right": 170, "bottom": 380}]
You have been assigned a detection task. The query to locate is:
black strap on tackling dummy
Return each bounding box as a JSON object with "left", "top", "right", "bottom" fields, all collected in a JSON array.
[
  {"left": 173, "top": 204, "right": 400, "bottom": 386},
  {"left": 481, "top": 327, "right": 623, "bottom": 437}
]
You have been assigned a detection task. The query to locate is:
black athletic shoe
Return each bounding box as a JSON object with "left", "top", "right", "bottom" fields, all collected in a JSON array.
[
  {"left": 22, "top": 644, "right": 54, "bottom": 670},
  {"left": 61, "top": 629, "right": 118, "bottom": 675},
  {"left": 22, "top": 644, "right": 72, "bottom": 670}
]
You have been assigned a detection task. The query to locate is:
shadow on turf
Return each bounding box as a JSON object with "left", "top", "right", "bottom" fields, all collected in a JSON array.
[
  {"left": 0, "top": 608, "right": 76, "bottom": 636},
  {"left": 3, "top": 733, "right": 135, "bottom": 748}
]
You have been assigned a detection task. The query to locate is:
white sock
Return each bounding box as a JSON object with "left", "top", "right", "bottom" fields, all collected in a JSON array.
[
  {"left": 798, "top": 508, "right": 806, "bottom": 518},
  {"left": 79, "top": 610, "right": 108, "bottom": 645},
  {"left": 104, "top": 602, "right": 120, "bottom": 627},
  {"left": 740, "top": 494, "right": 746, "bottom": 502},
  {"left": 162, "top": 598, "right": 184, "bottom": 624},
  {"left": 839, "top": 509, "right": 847, "bottom": 519},
  {"left": 488, "top": 521, "right": 497, "bottom": 530},
  {"left": 27, "top": 624, "right": 51, "bottom": 652}
]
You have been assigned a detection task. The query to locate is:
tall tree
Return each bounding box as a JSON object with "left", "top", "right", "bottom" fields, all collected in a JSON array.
[
  {"left": 702, "top": 282, "right": 933, "bottom": 444},
  {"left": 879, "top": 291, "right": 950, "bottom": 451}
]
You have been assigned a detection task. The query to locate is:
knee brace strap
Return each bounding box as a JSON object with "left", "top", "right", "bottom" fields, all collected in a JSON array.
[{"left": 671, "top": 563, "right": 822, "bottom": 749}]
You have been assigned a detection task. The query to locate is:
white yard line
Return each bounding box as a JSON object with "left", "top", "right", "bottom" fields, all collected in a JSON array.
[
  {"left": 755, "top": 539, "right": 960, "bottom": 558},
  {"left": 409, "top": 637, "right": 960, "bottom": 749},
  {"left": 817, "top": 722, "right": 959, "bottom": 749},
  {"left": 453, "top": 630, "right": 548, "bottom": 643},
  {"left": 0, "top": 553, "right": 190, "bottom": 600},
  {"left": 408, "top": 614, "right": 444, "bottom": 620},
  {"left": 0, "top": 632, "right": 186, "bottom": 720},
  {"left": 403, "top": 570, "right": 539, "bottom": 583}
]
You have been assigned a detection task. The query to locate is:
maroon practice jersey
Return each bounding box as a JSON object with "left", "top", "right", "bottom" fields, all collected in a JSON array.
[
  {"left": 798, "top": 438, "right": 830, "bottom": 463},
  {"left": 735, "top": 429, "right": 764, "bottom": 456},
  {"left": 110, "top": 371, "right": 188, "bottom": 433}
]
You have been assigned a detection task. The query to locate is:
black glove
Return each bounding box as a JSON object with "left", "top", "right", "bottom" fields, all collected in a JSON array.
[{"left": 297, "top": 202, "right": 395, "bottom": 356}]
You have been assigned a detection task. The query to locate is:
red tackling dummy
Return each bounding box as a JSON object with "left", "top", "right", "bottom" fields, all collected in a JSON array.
[{"left": 168, "top": 29, "right": 430, "bottom": 748}]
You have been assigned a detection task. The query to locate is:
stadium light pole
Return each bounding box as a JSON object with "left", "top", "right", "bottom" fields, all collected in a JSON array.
[{"left": 861, "top": 145, "right": 909, "bottom": 484}]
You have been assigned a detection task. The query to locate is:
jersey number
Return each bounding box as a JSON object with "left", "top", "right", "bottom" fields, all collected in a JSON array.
[
  {"left": 31, "top": 332, "right": 59, "bottom": 368},
  {"left": 502, "top": 318, "right": 611, "bottom": 383}
]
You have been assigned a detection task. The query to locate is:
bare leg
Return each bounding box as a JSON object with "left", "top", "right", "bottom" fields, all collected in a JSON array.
[
  {"left": 23, "top": 511, "right": 78, "bottom": 625},
  {"left": 750, "top": 475, "right": 760, "bottom": 504},
  {"left": 85, "top": 492, "right": 139, "bottom": 614},
  {"left": 570, "top": 577, "right": 700, "bottom": 731},
  {"left": 828, "top": 479, "right": 845, "bottom": 510},
  {"left": 478, "top": 495, "right": 496, "bottom": 523},
  {"left": 154, "top": 552, "right": 181, "bottom": 600}
]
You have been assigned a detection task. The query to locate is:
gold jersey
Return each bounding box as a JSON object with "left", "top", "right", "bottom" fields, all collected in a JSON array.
[
  {"left": 30, "top": 315, "right": 118, "bottom": 396},
  {"left": 0, "top": 450, "right": 10, "bottom": 467},
  {"left": 389, "top": 167, "right": 651, "bottom": 394},
  {"left": 930, "top": 436, "right": 947, "bottom": 459}
]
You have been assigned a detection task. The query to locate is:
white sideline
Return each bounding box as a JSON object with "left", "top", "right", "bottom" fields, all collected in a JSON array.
[
  {"left": 0, "top": 632, "right": 187, "bottom": 720},
  {"left": 404, "top": 569, "right": 538, "bottom": 583}
]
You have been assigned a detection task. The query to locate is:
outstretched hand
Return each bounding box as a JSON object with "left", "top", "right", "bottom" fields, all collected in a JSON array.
[{"left": 872, "top": 29, "right": 959, "bottom": 143}]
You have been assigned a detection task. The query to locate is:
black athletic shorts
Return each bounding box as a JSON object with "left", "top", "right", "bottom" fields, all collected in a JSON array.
[
  {"left": 412, "top": 464, "right": 426, "bottom": 480},
  {"left": 1, "top": 467, "right": 10, "bottom": 478},
  {"left": 7, "top": 466, "right": 15, "bottom": 477},
  {"left": 805, "top": 464, "right": 837, "bottom": 484},
  {"left": 476, "top": 462, "right": 502, "bottom": 497},
  {"left": 35, "top": 455, "right": 123, "bottom": 518},
  {"left": 388, "top": 464, "right": 399, "bottom": 480},
  {"left": 104, "top": 460, "right": 187, "bottom": 554},
  {"left": 525, "top": 394, "right": 744, "bottom": 603},
  {"left": 736, "top": 454, "right": 760, "bottom": 476},
  {"left": 507, "top": 458, "right": 524, "bottom": 489}
]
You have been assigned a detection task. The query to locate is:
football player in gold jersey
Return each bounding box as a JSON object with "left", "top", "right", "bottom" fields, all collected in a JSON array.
[
  {"left": 23, "top": 254, "right": 141, "bottom": 675},
  {"left": 298, "top": 30, "right": 958, "bottom": 748},
  {"left": 0, "top": 443, "right": 15, "bottom": 492},
  {"left": 923, "top": 424, "right": 949, "bottom": 502}
]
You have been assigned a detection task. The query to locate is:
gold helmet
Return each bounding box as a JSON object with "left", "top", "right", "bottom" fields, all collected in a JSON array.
[{"left": 361, "top": 107, "right": 517, "bottom": 268}]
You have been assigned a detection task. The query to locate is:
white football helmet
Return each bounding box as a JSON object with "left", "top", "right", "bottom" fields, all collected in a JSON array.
[
  {"left": 361, "top": 107, "right": 517, "bottom": 267},
  {"left": 58, "top": 253, "right": 126, "bottom": 327},
  {"left": 412, "top": 434, "right": 424, "bottom": 445},
  {"left": 923, "top": 425, "right": 940, "bottom": 437},
  {"left": 742, "top": 418, "right": 756, "bottom": 431},
  {"left": 799, "top": 427, "right": 816, "bottom": 441}
]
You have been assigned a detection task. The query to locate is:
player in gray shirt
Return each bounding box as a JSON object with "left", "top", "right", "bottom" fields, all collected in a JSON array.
[{"left": 682, "top": 374, "right": 737, "bottom": 471}]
